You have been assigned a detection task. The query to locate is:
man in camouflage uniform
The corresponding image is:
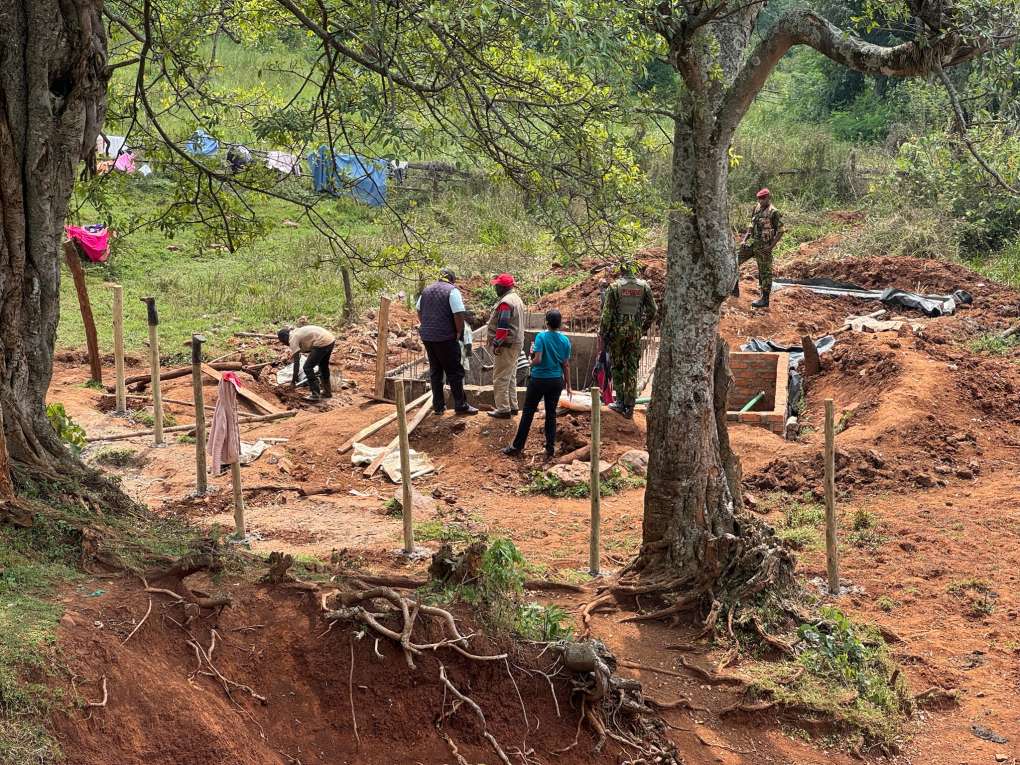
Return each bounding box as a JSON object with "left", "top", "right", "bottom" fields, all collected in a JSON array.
[
  {"left": 599, "top": 263, "right": 657, "bottom": 418},
  {"left": 735, "top": 188, "right": 784, "bottom": 308}
]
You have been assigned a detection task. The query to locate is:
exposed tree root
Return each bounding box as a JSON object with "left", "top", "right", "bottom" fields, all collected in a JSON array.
[
  {"left": 85, "top": 676, "right": 108, "bottom": 707},
  {"left": 676, "top": 655, "right": 749, "bottom": 687},
  {"left": 144, "top": 550, "right": 233, "bottom": 610}
]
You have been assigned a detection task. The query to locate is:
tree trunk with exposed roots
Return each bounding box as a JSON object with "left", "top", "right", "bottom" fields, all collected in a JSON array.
[
  {"left": 628, "top": 2, "right": 997, "bottom": 615},
  {"left": 0, "top": 0, "right": 107, "bottom": 494}
]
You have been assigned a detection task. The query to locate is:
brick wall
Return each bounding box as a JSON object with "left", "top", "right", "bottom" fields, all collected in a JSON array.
[{"left": 726, "top": 352, "right": 789, "bottom": 435}]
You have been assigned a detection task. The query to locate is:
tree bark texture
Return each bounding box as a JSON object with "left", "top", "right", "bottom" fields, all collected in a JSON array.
[{"left": 0, "top": 0, "right": 107, "bottom": 474}]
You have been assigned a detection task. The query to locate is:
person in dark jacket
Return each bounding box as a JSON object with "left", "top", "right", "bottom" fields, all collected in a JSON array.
[
  {"left": 503, "top": 310, "right": 572, "bottom": 458},
  {"left": 416, "top": 268, "right": 478, "bottom": 415}
]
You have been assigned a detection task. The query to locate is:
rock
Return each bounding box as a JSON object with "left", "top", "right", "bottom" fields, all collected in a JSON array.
[
  {"left": 617, "top": 449, "right": 649, "bottom": 477},
  {"left": 866, "top": 449, "right": 885, "bottom": 468},
  {"left": 934, "top": 464, "right": 952, "bottom": 475},
  {"left": 914, "top": 473, "right": 936, "bottom": 488},
  {"left": 392, "top": 488, "right": 437, "bottom": 516},
  {"left": 955, "top": 468, "right": 974, "bottom": 480},
  {"left": 743, "top": 492, "right": 758, "bottom": 510},
  {"left": 547, "top": 460, "right": 613, "bottom": 487},
  {"left": 968, "top": 459, "right": 981, "bottom": 474},
  {"left": 995, "top": 753, "right": 1007, "bottom": 762}
]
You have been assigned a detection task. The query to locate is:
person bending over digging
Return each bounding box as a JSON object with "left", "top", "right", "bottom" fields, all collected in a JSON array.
[
  {"left": 278, "top": 324, "right": 336, "bottom": 402},
  {"left": 503, "top": 310, "right": 572, "bottom": 459}
]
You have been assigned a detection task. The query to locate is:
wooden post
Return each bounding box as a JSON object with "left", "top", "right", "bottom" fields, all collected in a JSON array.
[
  {"left": 374, "top": 296, "right": 391, "bottom": 399},
  {"left": 230, "top": 460, "right": 246, "bottom": 538},
  {"left": 191, "top": 334, "right": 208, "bottom": 495},
  {"left": 395, "top": 380, "right": 414, "bottom": 554},
  {"left": 824, "top": 399, "right": 840, "bottom": 595},
  {"left": 589, "top": 386, "right": 602, "bottom": 576},
  {"left": 141, "top": 297, "right": 164, "bottom": 445},
  {"left": 63, "top": 241, "right": 102, "bottom": 385},
  {"left": 107, "top": 284, "right": 127, "bottom": 415},
  {"left": 341, "top": 267, "right": 355, "bottom": 322}
]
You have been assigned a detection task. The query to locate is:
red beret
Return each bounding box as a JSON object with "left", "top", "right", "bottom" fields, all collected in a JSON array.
[{"left": 756, "top": 188, "right": 771, "bottom": 199}]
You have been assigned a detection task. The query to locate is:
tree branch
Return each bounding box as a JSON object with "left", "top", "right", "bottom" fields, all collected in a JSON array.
[
  {"left": 935, "top": 63, "right": 1020, "bottom": 195},
  {"left": 715, "top": 7, "right": 996, "bottom": 148}
]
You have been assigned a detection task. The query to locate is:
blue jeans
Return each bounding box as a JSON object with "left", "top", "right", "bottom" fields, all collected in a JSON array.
[{"left": 511, "top": 376, "right": 563, "bottom": 452}]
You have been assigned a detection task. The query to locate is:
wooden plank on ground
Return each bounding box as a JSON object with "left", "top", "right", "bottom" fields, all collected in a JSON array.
[
  {"left": 363, "top": 402, "right": 432, "bottom": 478},
  {"left": 202, "top": 363, "right": 281, "bottom": 415},
  {"left": 338, "top": 391, "right": 431, "bottom": 454}
]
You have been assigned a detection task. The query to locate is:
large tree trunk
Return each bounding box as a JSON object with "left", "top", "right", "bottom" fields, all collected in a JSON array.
[
  {"left": 0, "top": 1, "right": 107, "bottom": 478},
  {"left": 626, "top": 83, "right": 794, "bottom": 613}
]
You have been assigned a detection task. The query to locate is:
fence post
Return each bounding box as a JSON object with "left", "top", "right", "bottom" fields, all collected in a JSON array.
[
  {"left": 824, "top": 399, "right": 840, "bottom": 595},
  {"left": 374, "top": 296, "right": 392, "bottom": 399},
  {"left": 230, "top": 460, "right": 246, "bottom": 539},
  {"left": 140, "top": 297, "right": 164, "bottom": 445},
  {"left": 191, "top": 334, "right": 208, "bottom": 495},
  {"left": 589, "top": 386, "right": 602, "bottom": 576},
  {"left": 63, "top": 241, "right": 102, "bottom": 385},
  {"left": 107, "top": 283, "right": 127, "bottom": 415},
  {"left": 395, "top": 380, "right": 414, "bottom": 553}
]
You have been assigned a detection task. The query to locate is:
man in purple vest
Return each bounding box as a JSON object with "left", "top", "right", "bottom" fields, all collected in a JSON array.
[{"left": 416, "top": 268, "right": 478, "bottom": 415}]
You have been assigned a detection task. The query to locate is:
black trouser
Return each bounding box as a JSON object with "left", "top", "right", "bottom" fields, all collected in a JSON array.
[
  {"left": 303, "top": 342, "right": 334, "bottom": 396},
  {"left": 423, "top": 339, "right": 467, "bottom": 411},
  {"left": 511, "top": 376, "right": 564, "bottom": 452}
]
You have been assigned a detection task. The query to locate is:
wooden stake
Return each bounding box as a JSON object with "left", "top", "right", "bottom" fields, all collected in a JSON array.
[
  {"left": 589, "top": 386, "right": 602, "bottom": 576},
  {"left": 230, "top": 460, "right": 246, "bottom": 538},
  {"left": 63, "top": 241, "right": 102, "bottom": 385},
  {"left": 140, "top": 297, "right": 164, "bottom": 445},
  {"left": 374, "top": 296, "right": 391, "bottom": 399},
  {"left": 824, "top": 398, "right": 839, "bottom": 595},
  {"left": 395, "top": 381, "right": 414, "bottom": 553},
  {"left": 191, "top": 334, "right": 208, "bottom": 495},
  {"left": 342, "top": 267, "right": 354, "bottom": 322},
  {"left": 108, "top": 284, "right": 126, "bottom": 414}
]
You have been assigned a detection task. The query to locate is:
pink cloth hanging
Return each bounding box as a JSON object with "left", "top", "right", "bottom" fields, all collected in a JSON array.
[
  {"left": 208, "top": 375, "right": 242, "bottom": 474},
  {"left": 114, "top": 151, "right": 136, "bottom": 173},
  {"left": 64, "top": 225, "right": 110, "bottom": 263}
]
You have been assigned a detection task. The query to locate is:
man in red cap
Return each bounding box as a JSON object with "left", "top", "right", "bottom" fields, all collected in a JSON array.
[
  {"left": 735, "top": 188, "right": 784, "bottom": 308},
  {"left": 486, "top": 273, "right": 526, "bottom": 418}
]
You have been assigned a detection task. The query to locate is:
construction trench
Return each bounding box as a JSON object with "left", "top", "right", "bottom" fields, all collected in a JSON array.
[{"left": 383, "top": 310, "right": 791, "bottom": 434}]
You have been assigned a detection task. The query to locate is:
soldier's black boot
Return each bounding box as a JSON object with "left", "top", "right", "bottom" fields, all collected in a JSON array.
[
  {"left": 751, "top": 288, "right": 770, "bottom": 309},
  {"left": 609, "top": 401, "right": 627, "bottom": 415},
  {"left": 321, "top": 376, "right": 333, "bottom": 399}
]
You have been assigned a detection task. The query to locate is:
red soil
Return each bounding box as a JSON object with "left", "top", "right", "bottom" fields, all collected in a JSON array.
[{"left": 47, "top": 245, "right": 1020, "bottom": 764}]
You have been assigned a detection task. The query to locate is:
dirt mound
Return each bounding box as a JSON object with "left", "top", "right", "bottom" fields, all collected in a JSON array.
[
  {"left": 53, "top": 579, "right": 612, "bottom": 765},
  {"left": 533, "top": 250, "right": 666, "bottom": 324},
  {"left": 781, "top": 254, "right": 1013, "bottom": 303}
]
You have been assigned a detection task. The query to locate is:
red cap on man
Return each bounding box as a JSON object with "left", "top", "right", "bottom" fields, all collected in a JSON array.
[
  {"left": 491, "top": 273, "right": 516, "bottom": 288},
  {"left": 756, "top": 188, "right": 771, "bottom": 199}
]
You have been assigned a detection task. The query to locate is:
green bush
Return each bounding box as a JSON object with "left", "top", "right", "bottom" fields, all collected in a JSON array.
[{"left": 44, "top": 404, "right": 86, "bottom": 457}]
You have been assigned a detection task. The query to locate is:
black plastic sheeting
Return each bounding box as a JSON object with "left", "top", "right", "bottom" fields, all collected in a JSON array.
[
  {"left": 739, "top": 336, "right": 837, "bottom": 423},
  {"left": 772, "top": 277, "right": 973, "bottom": 317}
]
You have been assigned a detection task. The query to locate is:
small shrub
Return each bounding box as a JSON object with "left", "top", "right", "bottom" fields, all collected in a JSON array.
[
  {"left": 777, "top": 498, "right": 824, "bottom": 550},
  {"left": 413, "top": 519, "right": 478, "bottom": 544},
  {"left": 876, "top": 596, "right": 895, "bottom": 612},
  {"left": 45, "top": 403, "right": 86, "bottom": 457},
  {"left": 131, "top": 409, "right": 177, "bottom": 428},
  {"left": 383, "top": 498, "right": 402, "bottom": 517},
  {"left": 947, "top": 578, "right": 997, "bottom": 618},
  {"left": 523, "top": 468, "right": 643, "bottom": 499},
  {"left": 967, "top": 332, "right": 1020, "bottom": 356},
  {"left": 92, "top": 447, "right": 145, "bottom": 468}
]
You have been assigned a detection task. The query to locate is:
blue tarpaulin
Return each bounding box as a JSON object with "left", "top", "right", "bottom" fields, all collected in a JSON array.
[
  {"left": 307, "top": 146, "right": 387, "bottom": 206},
  {"left": 186, "top": 129, "right": 220, "bottom": 156}
]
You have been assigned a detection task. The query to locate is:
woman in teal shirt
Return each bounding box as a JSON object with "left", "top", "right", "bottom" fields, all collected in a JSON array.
[{"left": 503, "top": 310, "right": 572, "bottom": 458}]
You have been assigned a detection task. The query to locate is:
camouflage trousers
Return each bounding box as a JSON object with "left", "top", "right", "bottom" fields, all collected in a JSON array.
[
  {"left": 737, "top": 243, "right": 773, "bottom": 293},
  {"left": 607, "top": 324, "right": 643, "bottom": 409}
]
